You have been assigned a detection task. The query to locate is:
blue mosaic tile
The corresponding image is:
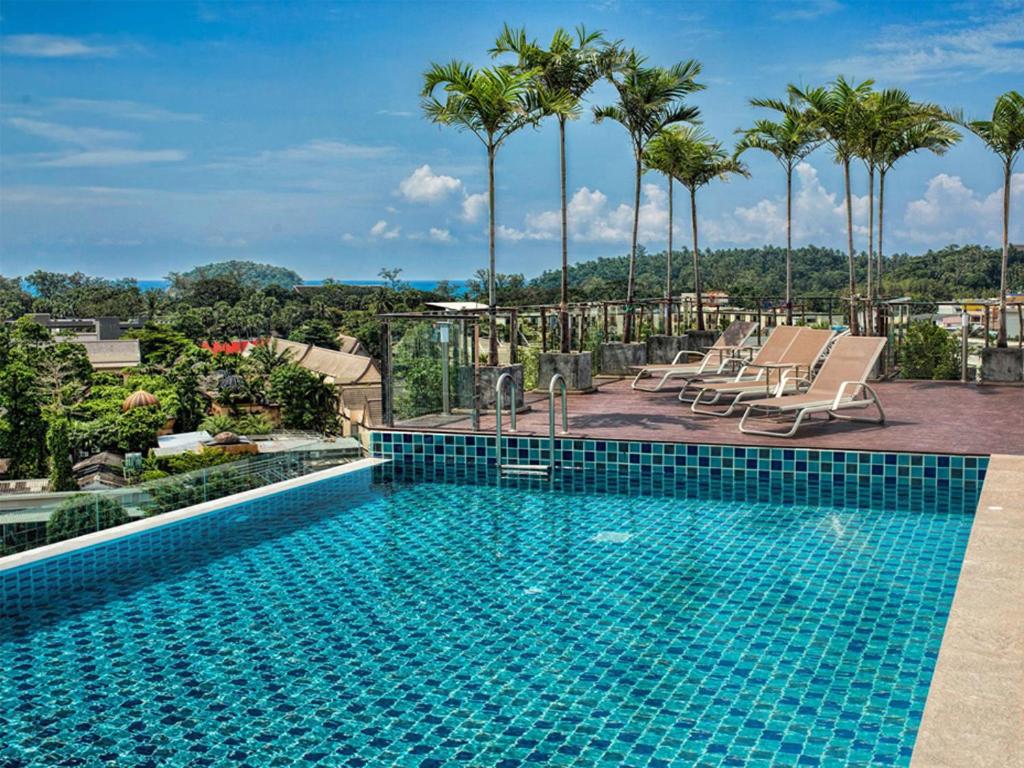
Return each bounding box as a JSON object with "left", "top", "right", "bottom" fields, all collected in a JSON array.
[{"left": 0, "top": 451, "right": 982, "bottom": 767}]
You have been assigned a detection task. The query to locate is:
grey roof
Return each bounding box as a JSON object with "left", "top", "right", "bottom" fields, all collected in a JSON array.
[{"left": 76, "top": 339, "right": 141, "bottom": 370}]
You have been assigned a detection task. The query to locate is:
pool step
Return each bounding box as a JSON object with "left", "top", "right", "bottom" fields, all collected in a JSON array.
[{"left": 500, "top": 463, "right": 551, "bottom": 477}]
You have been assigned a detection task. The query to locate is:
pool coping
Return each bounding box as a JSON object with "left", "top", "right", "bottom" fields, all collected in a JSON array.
[
  {"left": 910, "top": 453, "right": 1024, "bottom": 768},
  {"left": 0, "top": 457, "right": 386, "bottom": 574}
]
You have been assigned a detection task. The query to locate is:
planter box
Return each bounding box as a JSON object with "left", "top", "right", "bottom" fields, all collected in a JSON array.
[
  {"left": 599, "top": 342, "right": 647, "bottom": 376},
  {"left": 476, "top": 364, "right": 526, "bottom": 411},
  {"left": 684, "top": 329, "right": 719, "bottom": 351},
  {"left": 537, "top": 352, "right": 593, "bottom": 392},
  {"left": 645, "top": 335, "right": 691, "bottom": 365},
  {"left": 980, "top": 347, "right": 1024, "bottom": 383}
]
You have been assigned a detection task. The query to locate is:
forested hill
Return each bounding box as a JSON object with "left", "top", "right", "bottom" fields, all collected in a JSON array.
[
  {"left": 525, "top": 244, "right": 1021, "bottom": 302},
  {"left": 168, "top": 260, "right": 303, "bottom": 291}
]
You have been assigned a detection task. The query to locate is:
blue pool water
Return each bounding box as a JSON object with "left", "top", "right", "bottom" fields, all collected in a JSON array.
[{"left": 1, "top": 467, "right": 975, "bottom": 767}]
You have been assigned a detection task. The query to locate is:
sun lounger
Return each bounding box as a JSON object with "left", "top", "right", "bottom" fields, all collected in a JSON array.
[
  {"left": 684, "top": 327, "right": 836, "bottom": 416},
  {"left": 738, "top": 336, "right": 887, "bottom": 437},
  {"left": 629, "top": 320, "right": 758, "bottom": 391}
]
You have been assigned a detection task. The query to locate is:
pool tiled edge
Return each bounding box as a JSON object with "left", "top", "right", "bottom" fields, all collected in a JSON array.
[
  {"left": 910, "top": 454, "right": 1024, "bottom": 768},
  {"left": 370, "top": 430, "right": 988, "bottom": 485}
]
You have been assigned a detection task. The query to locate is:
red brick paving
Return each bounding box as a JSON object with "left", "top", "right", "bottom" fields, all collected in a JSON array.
[{"left": 390, "top": 378, "right": 1023, "bottom": 456}]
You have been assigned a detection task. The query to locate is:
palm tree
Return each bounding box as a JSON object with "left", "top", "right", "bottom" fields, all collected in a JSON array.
[
  {"left": 962, "top": 91, "right": 1024, "bottom": 348},
  {"left": 875, "top": 116, "right": 960, "bottom": 295},
  {"left": 421, "top": 62, "right": 545, "bottom": 363},
  {"left": 736, "top": 104, "right": 822, "bottom": 322},
  {"left": 492, "top": 24, "right": 607, "bottom": 353},
  {"left": 594, "top": 50, "right": 703, "bottom": 342},
  {"left": 791, "top": 77, "right": 874, "bottom": 334},
  {"left": 643, "top": 127, "right": 692, "bottom": 334},
  {"left": 673, "top": 127, "right": 749, "bottom": 331}
]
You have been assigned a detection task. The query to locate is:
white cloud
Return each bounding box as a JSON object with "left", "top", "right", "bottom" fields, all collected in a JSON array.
[
  {"left": 826, "top": 8, "right": 1024, "bottom": 81},
  {"left": 398, "top": 164, "right": 462, "bottom": 203},
  {"left": 502, "top": 184, "right": 676, "bottom": 244},
  {"left": 1, "top": 34, "right": 121, "bottom": 58},
  {"left": 49, "top": 98, "right": 203, "bottom": 123},
  {"left": 461, "top": 192, "right": 487, "bottom": 222},
  {"left": 254, "top": 139, "right": 392, "bottom": 163},
  {"left": 899, "top": 172, "right": 1024, "bottom": 244},
  {"left": 6, "top": 117, "right": 134, "bottom": 149},
  {"left": 369, "top": 219, "right": 400, "bottom": 239},
  {"left": 428, "top": 227, "right": 453, "bottom": 243},
  {"left": 773, "top": 0, "right": 842, "bottom": 20},
  {"left": 39, "top": 149, "right": 187, "bottom": 167},
  {"left": 377, "top": 109, "right": 414, "bottom": 117},
  {"left": 701, "top": 162, "right": 869, "bottom": 245}
]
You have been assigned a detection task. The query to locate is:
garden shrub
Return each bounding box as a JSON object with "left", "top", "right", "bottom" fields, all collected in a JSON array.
[{"left": 901, "top": 321, "right": 959, "bottom": 380}]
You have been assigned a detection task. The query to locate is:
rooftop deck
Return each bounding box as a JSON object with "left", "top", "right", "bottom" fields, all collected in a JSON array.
[{"left": 392, "top": 378, "right": 1023, "bottom": 456}]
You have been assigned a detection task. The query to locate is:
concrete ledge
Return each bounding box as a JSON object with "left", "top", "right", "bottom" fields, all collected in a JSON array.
[
  {"left": 910, "top": 454, "right": 1024, "bottom": 768},
  {"left": 0, "top": 457, "right": 385, "bottom": 574}
]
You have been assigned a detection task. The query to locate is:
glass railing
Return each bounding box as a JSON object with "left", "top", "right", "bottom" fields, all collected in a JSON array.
[{"left": 0, "top": 444, "right": 361, "bottom": 557}]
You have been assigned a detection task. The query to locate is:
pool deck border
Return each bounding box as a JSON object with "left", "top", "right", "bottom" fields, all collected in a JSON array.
[
  {"left": 0, "top": 457, "right": 385, "bottom": 575},
  {"left": 910, "top": 453, "right": 1024, "bottom": 768}
]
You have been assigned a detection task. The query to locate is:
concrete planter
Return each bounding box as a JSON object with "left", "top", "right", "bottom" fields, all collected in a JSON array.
[
  {"left": 476, "top": 364, "right": 526, "bottom": 411},
  {"left": 684, "top": 329, "right": 719, "bottom": 351},
  {"left": 537, "top": 352, "right": 594, "bottom": 392},
  {"left": 980, "top": 347, "right": 1024, "bottom": 383},
  {"left": 599, "top": 342, "right": 647, "bottom": 376},
  {"left": 645, "top": 335, "right": 691, "bottom": 365}
]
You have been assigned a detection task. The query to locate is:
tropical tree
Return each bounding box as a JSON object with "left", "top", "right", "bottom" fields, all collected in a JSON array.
[
  {"left": 875, "top": 116, "right": 960, "bottom": 295},
  {"left": 421, "top": 62, "right": 546, "bottom": 364},
  {"left": 736, "top": 103, "right": 822, "bottom": 322},
  {"left": 643, "top": 127, "right": 693, "bottom": 333},
  {"left": 673, "top": 127, "right": 749, "bottom": 331},
  {"left": 492, "top": 24, "right": 607, "bottom": 352},
  {"left": 594, "top": 50, "right": 703, "bottom": 342},
  {"left": 790, "top": 77, "right": 874, "bottom": 334},
  {"left": 962, "top": 90, "right": 1024, "bottom": 347}
]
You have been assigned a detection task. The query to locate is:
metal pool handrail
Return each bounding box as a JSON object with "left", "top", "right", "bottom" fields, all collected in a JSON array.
[
  {"left": 494, "top": 372, "right": 517, "bottom": 470},
  {"left": 548, "top": 373, "right": 568, "bottom": 470}
]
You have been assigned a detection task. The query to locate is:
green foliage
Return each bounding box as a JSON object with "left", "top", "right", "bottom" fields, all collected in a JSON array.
[
  {"left": 123, "top": 323, "right": 192, "bottom": 367},
  {"left": 392, "top": 323, "right": 444, "bottom": 420},
  {"left": 0, "top": 345, "right": 47, "bottom": 478},
  {"left": 288, "top": 319, "right": 339, "bottom": 349},
  {"left": 24, "top": 271, "right": 145, "bottom": 318},
  {"left": 47, "top": 495, "right": 129, "bottom": 544},
  {"left": 46, "top": 419, "right": 77, "bottom": 492},
  {"left": 199, "top": 414, "right": 235, "bottom": 434},
  {"left": 901, "top": 321, "right": 960, "bottom": 380},
  {"left": 156, "top": 447, "right": 243, "bottom": 474},
  {"left": 268, "top": 364, "right": 338, "bottom": 433},
  {"left": 168, "top": 260, "right": 303, "bottom": 292},
  {"left": 0, "top": 276, "right": 33, "bottom": 321},
  {"left": 236, "top": 413, "right": 273, "bottom": 434}
]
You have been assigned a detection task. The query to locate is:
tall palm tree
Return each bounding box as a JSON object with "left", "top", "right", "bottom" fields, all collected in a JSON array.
[
  {"left": 875, "top": 116, "right": 960, "bottom": 295},
  {"left": 643, "top": 127, "right": 693, "bottom": 334},
  {"left": 674, "top": 127, "right": 749, "bottom": 331},
  {"left": 736, "top": 104, "right": 822, "bottom": 322},
  {"left": 421, "top": 62, "right": 546, "bottom": 363},
  {"left": 962, "top": 90, "right": 1024, "bottom": 348},
  {"left": 791, "top": 77, "right": 874, "bottom": 334},
  {"left": 492, "top": 24, "right": 607, "bottom": 353},
  {"left": 594, "top": 50, "right": 703, "bottom": 342}
]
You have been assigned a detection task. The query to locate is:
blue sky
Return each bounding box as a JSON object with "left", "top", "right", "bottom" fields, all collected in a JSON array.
[{"left": 1, "top": 0, "right": 1022, "bottom": 281}]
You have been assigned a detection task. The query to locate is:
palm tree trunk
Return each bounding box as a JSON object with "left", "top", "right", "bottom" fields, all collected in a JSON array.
[
  {"left": 998, "top": 160, "right": 1010, "bottom": 348},
  {"left": 487, "top": 144, "right": 499, "bottom": 364},
  {"left": 866, "top": 163, "right": 875, "bottom": 334},
  {"left": 878, "top": 169, "right": 886, "bottom": 298},
  {"left": 844, "top": 158, "right": 860, "bottom": 335},
  {"left": 666, "top": 175, "right": 673, "bottom": 335},
  {"left": 625, "top": 155, "right": 641, "bottom": 343},
  {"left": 691, "top": 187, "right": 704, "bottom": 332},
  {"left": 559, "top": 117, "right": 570, "bottom": 354},
  {"left": 785, "top": 163, "right": 793, "bottom": 324}
]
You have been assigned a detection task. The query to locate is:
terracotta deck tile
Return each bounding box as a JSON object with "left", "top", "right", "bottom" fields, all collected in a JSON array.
[{"left": 389, "top": 378, "right": 1023, "bottom": 456}]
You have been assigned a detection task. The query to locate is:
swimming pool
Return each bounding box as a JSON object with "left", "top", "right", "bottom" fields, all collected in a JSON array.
[{"left": 1, "top": 454, "right": 981, "bottom": 767}]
